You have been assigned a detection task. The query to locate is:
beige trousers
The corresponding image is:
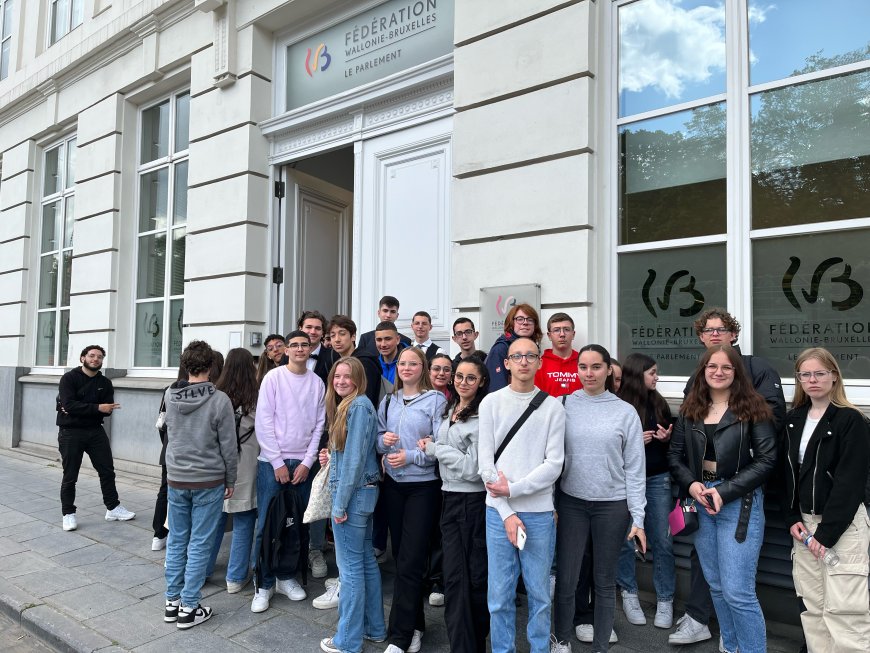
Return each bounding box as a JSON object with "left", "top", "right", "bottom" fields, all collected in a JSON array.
[{"left": 792, "top": 507, "right": 870, "bottom": 653}]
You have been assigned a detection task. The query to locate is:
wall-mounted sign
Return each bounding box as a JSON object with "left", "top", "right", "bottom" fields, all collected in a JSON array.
[
  {"left": 479, "top": 284, "right": 542, "bottom": 351},
  {"left": 618, "top": 244, "right": 727, "bottom": 376},
  {"left": 285, "top": 0, "right": 454, "bottom": 111},
  {"left": 753, "top": 230, "right": 870, "bottom": 379}
]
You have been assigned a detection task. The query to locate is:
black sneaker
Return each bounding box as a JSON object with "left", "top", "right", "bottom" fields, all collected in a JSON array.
[
  {"left": 176, "top": 604, "right": 213, "bottom": 629},
  {"left": 164, "top": 599, "right": 180, "bottom": 623}
]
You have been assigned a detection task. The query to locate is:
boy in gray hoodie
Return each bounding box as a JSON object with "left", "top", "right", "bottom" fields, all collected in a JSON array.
[{"left": 163, "top": 340, "right": 237, "bottom": 630}]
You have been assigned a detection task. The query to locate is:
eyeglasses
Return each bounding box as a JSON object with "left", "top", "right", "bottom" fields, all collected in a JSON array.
[
  {"left": 453, "top": 373, "right": 480, "bottom": 385},
  {"left": 265, "top": 344, "right": 285, "bottom": 352},
  {"left": 287, "top": 342, "right": 311, "bottom": 350},
  {"left": 430, "top": 365, "right": 452, "bottom": 373},
  {"left": 513, "top": 316, "right": 535, "bottom": 325},
  {"left": 549, "top": 327, "right": 574, "bottom": 334},
  {"left": 701, "top": 327, "right": 732, "bottom": 335},
  {"left": 397, "top": 361, "right": 421, "bottom": 368},
  {"left": 507, "top": 353, "right": 540, "bottom": 363},
  {"left": 705, "top": 364, "right": 735, "bottom": 374},
  {"left": 797, "top": 370, "right": 834, "bottom": 381},
  {"left": 453, "top": 329, "right": 475, "bottom": 338}
]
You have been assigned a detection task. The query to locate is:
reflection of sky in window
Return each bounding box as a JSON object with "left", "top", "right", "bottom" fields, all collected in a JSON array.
[
  {"left": 749, "top": 0, "right": 870, "bottom": 86},
  {"left": 619, "top": 0, "right": 726, "bottom": 118}
]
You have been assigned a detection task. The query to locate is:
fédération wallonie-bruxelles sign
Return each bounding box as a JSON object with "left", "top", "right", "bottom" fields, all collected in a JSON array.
[{"left": 286, "top": 0, "right": 454, "bottom": 111}]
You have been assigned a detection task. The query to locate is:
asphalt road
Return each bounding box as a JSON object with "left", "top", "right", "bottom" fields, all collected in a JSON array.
[{"left": 0, "top": 612, "right": 53, "bottom": 652}]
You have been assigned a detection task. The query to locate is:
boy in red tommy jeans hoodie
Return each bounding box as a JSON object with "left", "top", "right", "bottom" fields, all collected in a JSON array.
[{"left": 535, "top": 312, "right": 583, "bottom": 397}]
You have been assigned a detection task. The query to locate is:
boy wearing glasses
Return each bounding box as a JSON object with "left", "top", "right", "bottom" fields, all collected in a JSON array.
[
  {"left": 452, "top": 317, "right": 485, "bottom": 367},
  {"left": 251, "top": 330, "right": 326, "bottom": 613},
  {"left": 670, "top": 307, "right": 786, "bottom": 647},
  {"left": 535, "top": 312, "right": 583, "bottom": 397}
]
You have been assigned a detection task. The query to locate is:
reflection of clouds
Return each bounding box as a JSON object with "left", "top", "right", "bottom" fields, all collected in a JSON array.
[
  {"left": 747, "top": 3, "right": 777, "bottom": 69},
  {"left": 620, "top": 0, "right": 726, "bottom": 99}
]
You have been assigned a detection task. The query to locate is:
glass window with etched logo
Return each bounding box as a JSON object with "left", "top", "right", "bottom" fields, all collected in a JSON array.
[
  {"left": 618, "top": 244, "right": 727, "bottom": 375},
  {"left": 619, "top": 104, "right": 726, "bottom": 244},
  {"left": 751, "top": 70, "right": 870, "bottom": 229},
  {"left": 753, "top": 230, "right": 870, "bottom": 378}
]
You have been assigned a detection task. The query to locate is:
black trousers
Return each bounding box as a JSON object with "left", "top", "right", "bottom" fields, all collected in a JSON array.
[
  {"left": 58, "top": 426, "right": 120, "bottom": 516},
  {"left": 152, "top": 464, "right": 169, "bottom": 538},
  {"left": 426, "top": 490, "right": 444, "bottom": 592},
  {"left": 685, "top": 545, "right": 714, "bottom": 624},
  {"left": 573, "top": 537, "right": 596, "bottom": 625},
  {"left": 383, "top": 475, "right": 440, "bottom": 650},
  {"left": 441, "top": 491, "right": 489, "bottom": 653}
]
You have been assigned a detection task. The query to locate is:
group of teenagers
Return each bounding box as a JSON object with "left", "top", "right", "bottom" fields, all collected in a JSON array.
[{"left": 153, "top": 296, "right": 870, "bottom": 653}]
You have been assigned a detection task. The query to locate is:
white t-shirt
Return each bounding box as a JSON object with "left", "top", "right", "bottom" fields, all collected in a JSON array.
[{"left": 799, "top": 416, "right": 820, "bottom": 464}]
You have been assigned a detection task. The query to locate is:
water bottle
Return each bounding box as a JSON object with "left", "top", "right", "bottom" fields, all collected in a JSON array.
[
  {"left": 389, "top": 442, "right": 405, "bottom": 479},
  {"left": 802, "top": 532, "right": 840, "bottom": 566}
]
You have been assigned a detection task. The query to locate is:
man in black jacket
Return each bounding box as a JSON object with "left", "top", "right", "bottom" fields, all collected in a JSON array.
[
  {"left": 670, "top": 308, "right": 785, "bottom": 646},
  {"left": 356, "top": 295, "right": 412, "bottom": 354},
  {"left": 56, "top": 345, "right": 135, "bottom": 532}
]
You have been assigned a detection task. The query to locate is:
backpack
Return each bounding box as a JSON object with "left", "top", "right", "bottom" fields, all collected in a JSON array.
[
  {"left": 234, "top": 407, "right": 255, "bottom": 454},
  {"left": 254, "top": 486, "right": 309, "bottom": 590}
]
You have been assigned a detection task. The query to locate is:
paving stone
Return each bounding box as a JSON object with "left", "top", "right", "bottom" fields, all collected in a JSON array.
[
  {"left": 0, "top": 553, "right": 59, "bottom": 580},
  {"left": 132, "top": 627, "right": 253, "bottom": 653},
  {"left": 230, "top": 610, "right": 331, "bottom": 652},
  {"left": 51, "top": 543, "right": 133, "bottom": 569},
  {"left": 22, "top": 604, "right": 113, "bottom": 653},
  {"left": 44, "top": 583, "right": 140, "bottom": 621},
  {"left": 0, "top": 511, "right": 37, "bottom": 529},
  {"left": 0, "top": 537, "right": 29, "bottom": 557},
  {"left": 6, "top": 521, "right": 58, "bottom": 543},
  {"left": 84, "top": 600, "right": 171, "bottom": 650},
  {"left": 24, "top": 532, "right": 95, "bottom": 558},
  {"left": 10, "top": 567, "right": 94, "bottom": 600},
  {"left": 78, "top": 559, "right": 164, "bottom": 592},
  {"left": 0, "top": 576, "right": 42, "bottom": 623}
]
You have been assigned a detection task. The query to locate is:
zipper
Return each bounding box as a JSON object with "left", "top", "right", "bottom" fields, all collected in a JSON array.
[
  {"left": 811, "top": 438, "right": 822, "bottom": 516},
  {"left": 694, "top": 425, "right": 707, "bottom": 481},
  {"left": 785, "top": 423, "right": 796, "bottom": 509},
  {"left": 736, "top": 422, "right": 743, "bottom": 473}
]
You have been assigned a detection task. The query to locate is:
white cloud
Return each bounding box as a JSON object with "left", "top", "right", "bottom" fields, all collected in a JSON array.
[
  {"left": 747, "top": 3, "right": 776, "bottom": 24},
  {"left": 619, "top": 0, "right": 726, "bottom": 100}
]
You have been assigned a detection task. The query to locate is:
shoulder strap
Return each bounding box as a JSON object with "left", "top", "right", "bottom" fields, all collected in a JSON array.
[
  {"left": 561, "top": 395, "right": 567, "bottom": 406},
  {"left": 494, "top": 390, "right": 548, "bottom": 464},
  {"left": 385, "top": 394, "right": 392, "bottom": 422}
]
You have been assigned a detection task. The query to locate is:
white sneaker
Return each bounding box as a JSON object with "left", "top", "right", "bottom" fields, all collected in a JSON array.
[
  {"left": 320, "top": 637, "right": 340, "bottom": 653},
  {"left": 62, "top": 514, "right": 77, "bottom": 531},
  {"left": 309, "top": 549, "right": 328, "bottom": 578},
  {"left": 668, "top": 613, "right": 712, "bottom": 645},
  {"left": 105, "top": 505, "right": 135, "bottom": 521},
  {"left": 176, "top": 603, "right": 212, "bottom": 629},
  {"left": 621, "top": 590, "right": 646, "bottom": 625},
  {"left": 384, "top": 646, "right": 404, "bottom": 653},
  {"left": 226, "top": 576, "right": 251, "bottom": 594},
  {"left": 276, "top": 577, "right": 306, "bottom": 601},
  {"left": 407, "top": 630, "right": 423, "bottom": 653},
  {"left": 250, "top": 586, "right": 274, "bottom": 613},
  {"left": 325, "top": 577, "right": 339, "bottom": 588},
  {"left": 550, "top": 635, "right": 571, "bottom": 653},
  {"left": 151, "top": 536, "right": 167, "bottom": 551},
  {"left": 573, "top": 625, "right": 617, "bottom": 644},
  {"left": 428, "top": 591, "right": 444, "bottom": 607},
  {"left": 654, "top": 599, "right": 673, "bottom": 628},
  {"left": 313, "top": 581, "right": 340, "bottom": 609}
]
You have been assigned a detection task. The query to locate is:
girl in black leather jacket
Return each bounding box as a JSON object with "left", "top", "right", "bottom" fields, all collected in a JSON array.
[{"left": 668, "top": 345, "right": 776, "bottom": 653}]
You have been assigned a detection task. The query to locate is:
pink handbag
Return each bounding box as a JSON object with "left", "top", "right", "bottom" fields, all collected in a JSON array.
[{"left": 669, "top": 498, "right": 699, "bottom": 536}]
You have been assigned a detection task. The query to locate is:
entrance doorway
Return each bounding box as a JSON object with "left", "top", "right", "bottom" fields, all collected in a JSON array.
[{"left": 281, "top": 146, "right": 354, "bottom": 331}]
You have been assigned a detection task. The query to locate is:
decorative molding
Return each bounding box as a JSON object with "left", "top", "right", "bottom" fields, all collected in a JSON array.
[
  {"left": 271, "top": 115, "right": 357, "bottom": 162},
  {"left": 364, "top": 78, "right": 453, "bottom": 128},
  {"left": 211, "top": 0, "right": 237, "bottom": 88},
  {"left": 195, "top": 0, "right": 226, "bottom": 11},
  {"left": 129, "top": 15, "right": 160, "bottom": 39}
]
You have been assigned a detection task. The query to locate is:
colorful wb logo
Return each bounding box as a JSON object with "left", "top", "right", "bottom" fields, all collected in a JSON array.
[{"left": 305, "top": 44, "right": 331, "bottom": 77}]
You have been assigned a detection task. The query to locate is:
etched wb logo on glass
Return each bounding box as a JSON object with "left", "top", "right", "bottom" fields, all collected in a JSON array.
[
  {"left": 781, "top": 256, "right": 864, "bottom": 312},
  {"left": 641, "top": 269, "right": 705, "bottom": 318}
]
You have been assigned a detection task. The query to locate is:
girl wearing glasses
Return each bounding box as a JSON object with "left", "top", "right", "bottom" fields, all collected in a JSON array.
[
  {"left": 668, "top": 344, "right": 776, "bottom": 653},
  {"left": 485, "top": 303, "right": 542, "bottom": 392},
  {"left": 778, "top": 347, "right": 870, "bottom": 651},
  {"left": 377, "top": 346, "right": 447, "bottom": 653},
  {"left": 429, "top": 353, "right": 453, "bottom": 399},
  {"left": 420, "top": 357, "right": 491, "bottom": 653}
]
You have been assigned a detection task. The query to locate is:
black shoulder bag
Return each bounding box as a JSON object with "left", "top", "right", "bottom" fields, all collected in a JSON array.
[{"left": 494, "top": 390, "right": 548, "bottom": 464}]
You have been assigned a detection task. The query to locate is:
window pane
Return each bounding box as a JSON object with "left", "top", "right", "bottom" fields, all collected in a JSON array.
[
  {"left": 38, "top": 254, "right": 59, "bottom": 309},
  {"left": 134, "top": 301, "right": 164, "bottom": 367},
  {"left": 752, "top": 229, "right": 870, "bottom": 378},
  {"left": 63, "top": 196, "right": 74, "bottom": 248},
  {"left": 52, "top": 0, "right": 69, "bottom": 44},
  {"left": 41, "top": 201, "right": 60, "bottom": 252},
  {"left": 66, "top": 138, "right": 76, "bottom": 188},
  {"left": 170, "top": 228, "right": 185, "bottom": 296},
  {"left": 0, "top": 39, "right": 9, "bottom": 80},
  {"left": 141, "top": 100, "right": 169, "bottom": 164},
  {"left": 58, "top": 309, "right": 70, "bottom": 367},
  {"left": 173, "top": 160, "right": 188, "bottom": 224},
  {"left": 60, "top": 250, "right": 72, "bottom": 307},
  {"left": 71, "top": 0, "right": 83, "bottom": 28},
  {"left": 618, "top": 0, "right": 726, "bottom": 118},
  {"left": 36, "top": 312, "right": 56, "bottom": 366},
  {"left": 137, "top": 233, "right": 166, "bottom": 299},
  {"left": 175, "top": 93, "right": 190, "bottom": 152},
  {"left": 138, "top": 167, "right": 168, "bottom": 232},
  {"left": 169, "top": 299, "right": 184, "bottom": 368},
  {"left": 618, "top": 243, "right": 728, "bottom": 376},
  {"left": 751, "top": 70, "right": 870, "bottom": 230},
  {"left": 748, "top": 0, "right": 870, "bottom": 86},
  {"left": 2, "top": 0, "right": 12, "bottom": 40},
  {"left": 619, "top": 103, "right": 726, "bottom": 245},
  {"left": 44, "top": 146, "right": 63, "bottom": 196}
]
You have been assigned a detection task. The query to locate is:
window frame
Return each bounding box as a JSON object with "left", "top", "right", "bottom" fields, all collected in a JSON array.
[
  {"left": 608, "top": 0, "right": 870, "bottom": 400},
  {"left": 48, "top": 0, "right": 84, "bottom": 46},
  {"left": 131, "top": 89, "right": 190, "bottom": 371},
  {"left": 1, "top": 0, "right": 13, "bottom": 80}
]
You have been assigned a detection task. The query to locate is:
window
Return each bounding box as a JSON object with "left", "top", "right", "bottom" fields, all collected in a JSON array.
[
  {"left": 1, "top": 0, "right": 12, "bottom": 80},
  {"left": 36, "top": 137, "right": 76, "bottom": 366},
  {"left": 614, "top": 0, "right": 870, "bottom": 380},
  {"left": 49, "top": 0, "right": 83, "bottom": 45},
  {"left": 134, "top": 91, "right": 189, "bottom": 368}
]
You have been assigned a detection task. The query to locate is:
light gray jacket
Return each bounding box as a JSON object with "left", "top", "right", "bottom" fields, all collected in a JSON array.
[{"left": 426, "top": 413, "right": 485, "bottom": 493}]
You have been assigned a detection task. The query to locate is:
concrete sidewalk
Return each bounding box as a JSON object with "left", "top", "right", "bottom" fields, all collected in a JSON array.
[{"left": 0, "top": 447, "right": 800, "bottom": 652}]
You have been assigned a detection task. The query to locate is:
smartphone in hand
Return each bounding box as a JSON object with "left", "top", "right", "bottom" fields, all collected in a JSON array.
[
  {"left": 516, "top": 526, "right": 527, "bottom": 551},
  {"left": 633, "top": 536, "right": 646, "bottom": 562}
]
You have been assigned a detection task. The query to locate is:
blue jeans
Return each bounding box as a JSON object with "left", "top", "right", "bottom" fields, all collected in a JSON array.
[
  {"left": 206, "top": 509, "right": 257, "bottom": 583},
  {"left": 616, "top": 471, "right": 676, "bottom": 600},
  {"left": 696, "top": 482, "right": 766, "bottom": 653},
  {"left": 333, "top": 485, "right": 386, "bottom": 653},
  {"left": 165, "top": 485, "right": 225, "bottom": 608},
  {"left": 254, "top": 459, "right": 312, "bottom": 589},
  {"left": 486, "top": 508, "right": 555, "bottom": 653}
]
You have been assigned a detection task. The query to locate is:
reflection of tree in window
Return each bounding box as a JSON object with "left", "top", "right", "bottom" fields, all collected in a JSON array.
[{"left": 751, "top": 49, "right": 870, "bottom": 229}]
